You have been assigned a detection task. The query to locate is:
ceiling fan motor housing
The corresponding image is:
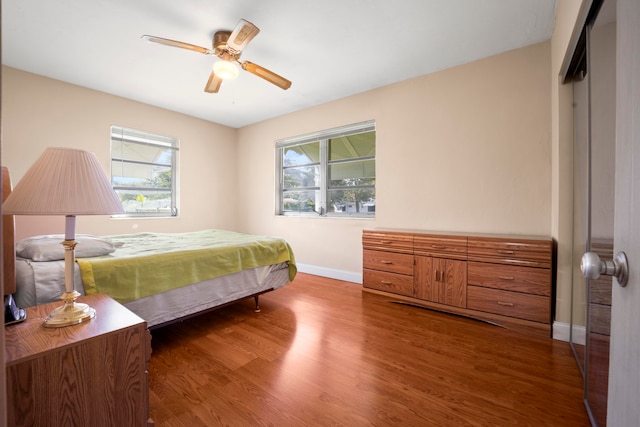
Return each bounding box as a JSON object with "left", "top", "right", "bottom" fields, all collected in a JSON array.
[{"left": 213, "top": 31, "right": 238, "bottom": 59}]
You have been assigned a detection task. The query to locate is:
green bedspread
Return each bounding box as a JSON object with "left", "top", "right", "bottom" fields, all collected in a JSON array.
[{"left": 77, "top": 229, "right": 296, "bottom": 304}]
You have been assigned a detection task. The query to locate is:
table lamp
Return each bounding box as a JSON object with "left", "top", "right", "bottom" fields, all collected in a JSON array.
[{"left": 2, "top": 147, "right": 125, "bottom": 327}]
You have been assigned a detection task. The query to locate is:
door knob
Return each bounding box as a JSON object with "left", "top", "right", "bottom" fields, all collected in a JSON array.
[{"left": 581, "top": 251, "right": 629, "bottom": 287}]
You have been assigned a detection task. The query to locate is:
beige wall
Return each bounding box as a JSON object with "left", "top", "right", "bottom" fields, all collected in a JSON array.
[
  {"left": 237, "top": 42, "right": 551, "bottom": 280},
  {"left": 2, "top": 66, "right": 238, "bottom": 240}
]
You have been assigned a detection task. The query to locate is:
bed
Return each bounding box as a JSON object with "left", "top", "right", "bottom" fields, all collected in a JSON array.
[{"left": 2, "top": 167, "right": 296, "bottom": 329}]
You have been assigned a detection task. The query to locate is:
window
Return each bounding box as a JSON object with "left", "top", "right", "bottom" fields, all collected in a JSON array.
[
  {"left": 110, "top": 126, "right": 179, "bottom": 217},
  {"left": 276, "top": 120, "right": 375, "bottom": 217}
]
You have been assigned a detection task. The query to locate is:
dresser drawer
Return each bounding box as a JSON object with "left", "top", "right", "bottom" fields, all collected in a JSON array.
[
  {"left": 467, "top": 237, "right": 552, "bottom": 268},
  {"left": 363, "top": 249, "right": 414, "bottom": 275},
  {"left": 363, "top": 230, "right": 413, "bottom": 254},
  {"left": 467, "top": 262, "right": 550, "bottom": 296},
  {"left": 413, "top": 234, "right": 467, "bottom": 260},
  {"left": 467, "top": 286, "right": 550, "bottom": 324},
  {"left": 363, "top": 269, "right": 414, "bottom": 297}
]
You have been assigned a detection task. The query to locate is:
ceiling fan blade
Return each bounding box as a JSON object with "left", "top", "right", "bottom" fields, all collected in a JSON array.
[
  {"left": 226, "top": 19, "right": 260, "bottom": 54},
  {"left": 241, "top": 61, "right": 292, "bottom": 90},
  {"left": 204, "top": 70, "right": 223, "bottom": 93},
  {"left": 142, "top": 35, "right": 213, "bottom": 55}
]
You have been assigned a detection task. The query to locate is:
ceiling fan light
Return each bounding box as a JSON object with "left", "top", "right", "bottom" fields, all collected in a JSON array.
[{"left": 213, "top": 60, "right": 239, "bottom": 80}]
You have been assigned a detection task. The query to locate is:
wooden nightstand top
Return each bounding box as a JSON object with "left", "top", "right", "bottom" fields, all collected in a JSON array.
[{"left": 4, "top": 293, "right": 146, "bottom": 365}]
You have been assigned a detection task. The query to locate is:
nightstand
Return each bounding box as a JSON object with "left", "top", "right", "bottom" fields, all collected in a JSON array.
[{"left": 4, "top": 293, "right": 153, "bottom": 427}]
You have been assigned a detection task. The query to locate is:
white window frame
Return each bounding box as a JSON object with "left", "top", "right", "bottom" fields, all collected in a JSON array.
[
  {"left": 276, "top": 120, "right": 375, "bottom": 218},
  {"left": 110, "top": 125, "right": 179, "bottom": 218}
]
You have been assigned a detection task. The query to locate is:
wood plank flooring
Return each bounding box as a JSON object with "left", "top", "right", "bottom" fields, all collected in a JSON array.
[{"left": 148, "top": 273, "right": 590, "bottom": 426}]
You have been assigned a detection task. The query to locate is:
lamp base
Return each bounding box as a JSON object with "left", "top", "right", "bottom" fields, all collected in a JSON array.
[{"left": 43, "top": 290, "right": 96, "bottom": 328}]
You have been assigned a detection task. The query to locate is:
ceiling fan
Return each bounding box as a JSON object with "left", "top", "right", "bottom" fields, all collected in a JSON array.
[{"left": 142, "top": 19, "right": 292, "bottom": 94}]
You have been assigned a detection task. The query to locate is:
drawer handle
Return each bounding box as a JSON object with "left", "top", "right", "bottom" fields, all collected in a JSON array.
[
  {"left": 497, "top": 301, "right": 514, "bottom": 307},
  {"left": 499, "top": 276, "right": 515, "bottom": 281},
  {"left": 380, "top": 260, "right": 393, "bottom": 264},
  {"left": 380, "top": 240, "right": 392, "bottom": 244},
  {"left": 431, "top": 245, "right": 444, "bottom": 249},
  {"left": 380, "top": 280, "right": 392, "bottom": 285},
  {"left": 498, "top": 250, "right": 515, "bottom": 255}
]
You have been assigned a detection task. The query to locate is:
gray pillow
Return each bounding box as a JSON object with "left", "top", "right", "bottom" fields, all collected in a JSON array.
[{"left": 16, "top": 234, "right": 123, "bottom": 261}]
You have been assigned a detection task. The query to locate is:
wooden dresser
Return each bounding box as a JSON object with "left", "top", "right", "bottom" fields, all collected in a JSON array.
[
  {"left": 4, "top": 293, "right": 153, "bottom": 427},
  {"left": 363, "top": 229, "right": 554, "bottom": 336}
]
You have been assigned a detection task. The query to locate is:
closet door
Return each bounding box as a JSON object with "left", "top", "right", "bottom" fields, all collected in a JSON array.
[
  {"left": 566, "top": 1, "right": 616, "bottom": 425},
  {"left": 584, "top": 2, "right": 616, "bottom": 425},
  {"left": 571, "top": 53, "right": 589, "bottom": 377}
]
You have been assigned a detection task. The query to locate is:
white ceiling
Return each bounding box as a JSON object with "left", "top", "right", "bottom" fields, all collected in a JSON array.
[{"left": 2, "top": 0, "right": 557, "bottom": 129}]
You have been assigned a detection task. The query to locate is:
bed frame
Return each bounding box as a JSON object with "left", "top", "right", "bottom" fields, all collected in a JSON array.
[
  {"left": 3, "top": 166, "right": 28, "bottom": 324},
  {"left": 2, "top": 166, "right": 16, "bottom": 296},
  {"left": 149, "top": 290, "right": 267, "bottom": 331}
]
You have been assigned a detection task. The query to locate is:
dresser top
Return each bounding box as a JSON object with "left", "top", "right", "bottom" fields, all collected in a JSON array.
[
  {"left": 4, "top": 293, "right": 146, "bottom": 365},
  {"left": 363, "top": 228, "right": 552, "bottom": 241}
]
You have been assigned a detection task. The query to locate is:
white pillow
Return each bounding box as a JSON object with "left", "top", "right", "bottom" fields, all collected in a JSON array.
[{"left": 16, "top": 234, "right": 123, "bottom": 261}]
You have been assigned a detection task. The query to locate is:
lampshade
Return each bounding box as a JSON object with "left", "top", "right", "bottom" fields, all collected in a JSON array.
[
  {"left": 2, "top": 147, "right": 125, "bottom": 216},
  {"left": 213, "top": 59, "right": 239, "bottom": 80},
  {"left": 3, "top": 147, "right": 124, "bottom": 328}
]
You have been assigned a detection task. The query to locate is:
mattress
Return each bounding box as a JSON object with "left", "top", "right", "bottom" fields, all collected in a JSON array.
[
  {"left": 15, "top": 257, "right": 84, "bottom": 308},
  {"left": 15, "top": 257, "right": 290, "bottom": 328}
]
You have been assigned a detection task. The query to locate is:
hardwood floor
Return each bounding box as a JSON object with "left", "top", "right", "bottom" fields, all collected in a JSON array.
[{"left": 148, "top": 273, "right": 590, "bottom": 426}]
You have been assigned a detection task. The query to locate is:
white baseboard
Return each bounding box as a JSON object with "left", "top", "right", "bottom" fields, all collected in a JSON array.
[
  {"left": 553, "top": 321, "right": 586, "bottom": 344},
  {"left": 295, "top": 263, "right": 362, "bottom": 284}
]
